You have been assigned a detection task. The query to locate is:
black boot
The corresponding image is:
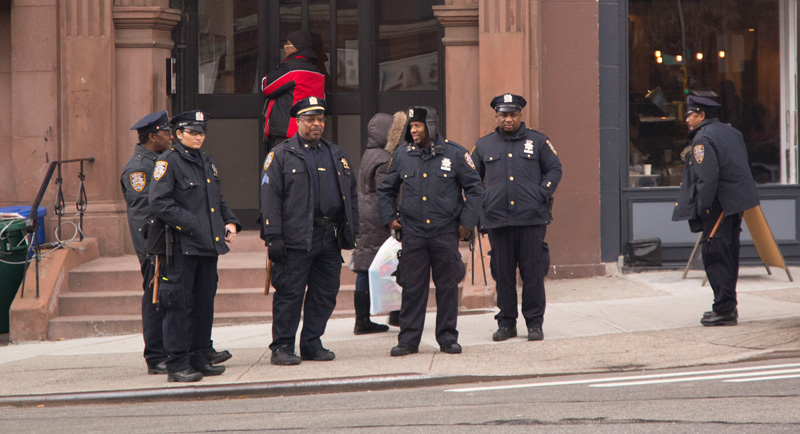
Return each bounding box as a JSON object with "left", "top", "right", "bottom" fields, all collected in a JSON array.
[
  {"left": 388, "top": 310, "right": 400, "bottom": 327},
  {"left": 353, "top": 291, "right": 389, "bottom": 335}
]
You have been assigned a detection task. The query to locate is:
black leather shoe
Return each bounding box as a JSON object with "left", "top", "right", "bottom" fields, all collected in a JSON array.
[
  {"left": 197, "top": 363, "right": 225, "bottom": 376},
  {"left": 206, "top": 349, "right": 232, "bottom": 365},
  {"left": 492, "top": 326, "right": 518, "bottom": 342},
  {"left": 147, "top": 361, "right": 167, "bottom": 375},
  {"left": 527, "top": 327, "right": 544, "bottom": 341},
  {"left": 301, "top": 347, "right": 336, "bottom": 361},
  {"left": 439, "top": 342, "right": 462, "bottom": 354},
  {"left": 271, "top": 345, "right": 301, "bottom": 365},
  {"left": 167, "top": 367, "right": 203, "bottom": 383},
  {"left": 390, "top": 344, "right": 419, "bottom": 357},
  {"left": 703, "top": 307, "right": 737, "bottom": 319},
  {"left": 701, "top": 310, "right": 738, "bottom": 326}
]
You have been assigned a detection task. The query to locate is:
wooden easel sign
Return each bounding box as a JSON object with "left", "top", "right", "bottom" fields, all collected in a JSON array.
[{"left": 682, "top": 205, "right": 793, "bottom": 283}]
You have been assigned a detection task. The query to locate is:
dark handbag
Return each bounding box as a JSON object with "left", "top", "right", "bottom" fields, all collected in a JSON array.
[{"left": 626, "top": 238, "right": 662, "bottom": 266}]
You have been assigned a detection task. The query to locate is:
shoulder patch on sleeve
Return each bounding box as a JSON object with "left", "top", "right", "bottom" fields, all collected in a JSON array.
[
  {"left": 546, "top": 139, "right": 557, "bottom": 156},
  {"left": 129, "top": 171, "right": 146, "bottom": 192},
  {"left": 693, "top": 144, "right": 704, "bottom": 164},
  {"left": 153, "top": 161, "right": 168, "bottom": 181},
  {"left": 264, "top": 152, "right": 274, "bottom": 171},
  {"left": 464, "top": 152, "right": 476, "bottom": 170}
]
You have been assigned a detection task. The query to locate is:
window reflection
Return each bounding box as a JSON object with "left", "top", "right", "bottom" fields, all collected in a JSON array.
[
  {"left": 628, "top": 0, "right": 781, "bottom": 187},
  {"left": 336, "top": 0, "right": 359, "bottom": 92},
  {"left": 198, "top": 0, "right": 258, "bottom": 94},
  {"left": 377, "top": 0, "right": 442, "bottom": 91}
]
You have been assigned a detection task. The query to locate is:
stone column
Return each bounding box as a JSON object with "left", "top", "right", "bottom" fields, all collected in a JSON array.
[
  {"left": 112, "top": 1, "right": 180, "bottom": 255},
  {"left": 433, "top": 1, "right": 479, "bottom": 147}
]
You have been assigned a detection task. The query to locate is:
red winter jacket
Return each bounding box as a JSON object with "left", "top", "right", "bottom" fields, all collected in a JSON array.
[{"left": 261, "top": 56, "right": 325, "bottom": 139}]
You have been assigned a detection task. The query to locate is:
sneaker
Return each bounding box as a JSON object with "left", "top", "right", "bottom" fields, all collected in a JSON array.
[{"left": 270, "top": 345, "right": 301, "bottom": 365}]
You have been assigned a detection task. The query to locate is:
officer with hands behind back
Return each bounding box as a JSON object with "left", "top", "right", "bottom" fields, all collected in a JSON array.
[
  {"left": 377, "top": 106, "right": 484, "bottom": 357},
  {"left": 471, "top": 94, "right": 562, "bottom": 342},
  {"left": 121, "top": 111, "right": 172, "bottom": 375},
  {"left": 672, "top": 95, "right": 759, "bottom": 326},
  {"left": 260, "top": 96, "right": 359, "bottom": 366},
  {"left": 149, "top": 110, "right": 241, "bottom": 382}
]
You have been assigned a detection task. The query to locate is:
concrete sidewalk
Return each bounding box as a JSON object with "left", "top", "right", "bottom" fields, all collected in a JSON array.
[{"left": 1, "top": 266, "right": 799, "bottom": 403}]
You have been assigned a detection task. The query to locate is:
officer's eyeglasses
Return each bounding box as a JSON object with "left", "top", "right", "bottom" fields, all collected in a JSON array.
[{"left": 183, "top": 130, "right": 206, "bottom": 137}]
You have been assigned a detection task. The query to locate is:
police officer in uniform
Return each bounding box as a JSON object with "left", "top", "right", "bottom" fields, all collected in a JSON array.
[
  {"left": 149, "top": 110, "right": 241, "bottom": 382},
  {"left": 260, "top": 97, "right": 359, "bottom": 365},
  {"left": 673, "top": 95, "right": 759, "bottom": 326},
  {"left": 471, "top": 94, "right": 562, "bottom": 342},
  {"left": 121, "top": 111, "right": 172, "bottom": 374},
  {"left": 377, "top": 106, "right": 484, "bottom": 356}
]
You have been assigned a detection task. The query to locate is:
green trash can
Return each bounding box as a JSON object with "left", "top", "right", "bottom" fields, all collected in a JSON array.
[{"left": 0, "top": 219, "right": 29, "bottom": 334}]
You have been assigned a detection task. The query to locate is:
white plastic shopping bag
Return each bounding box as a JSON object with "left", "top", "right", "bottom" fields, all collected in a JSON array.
[{"left": 368, "top": 236, "right": 402, "bottom": 315}]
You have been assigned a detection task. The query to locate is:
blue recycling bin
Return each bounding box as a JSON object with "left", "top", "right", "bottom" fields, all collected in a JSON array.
[{"left": 0, "top": 206, "right": 46, "bottom": 245}]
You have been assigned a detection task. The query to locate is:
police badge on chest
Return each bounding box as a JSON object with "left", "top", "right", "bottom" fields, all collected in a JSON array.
[
  {"left": 524, "top": 140, "right": 534, "bottom": 154},
  {"left": 441, "top": 157, "right": 452, "bottom": 171}
]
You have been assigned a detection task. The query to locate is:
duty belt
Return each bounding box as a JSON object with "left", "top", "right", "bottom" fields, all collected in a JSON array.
[{"left": 313, "top": 216, "right": 341, "bottom": 227}]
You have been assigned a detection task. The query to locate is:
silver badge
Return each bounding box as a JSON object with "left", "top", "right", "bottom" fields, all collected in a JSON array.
[
  {"left": 408, "top": 108, "right": 414, "bottom": 118},
  {"left": 524, "top": 140, "right": 534, "bottom": 154},
  {"left": 504, "top": 94, "right": 513, "bottom": 103},
  {"left": 441, "top": 158, "right": 452, "bottom": 172},
  {"left": 195, "top": 112, "right": 204, "bottom": 121},
  {"left": 309, "top": 96, "right": 318, "bottom": 105}
]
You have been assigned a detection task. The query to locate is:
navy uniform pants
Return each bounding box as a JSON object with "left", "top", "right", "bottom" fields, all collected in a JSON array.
[
  {"left": 396, "top": 232, "right": 463, "bottom": 348},
  {"left": 158, "top": 251, "right": 217, "bottom": 373},
  {"left": 139, "top": 258, "right": 167, "bottom": 367},
  {"left": 488, "top": 225, "right": 549, "bottom": 329},
  {"left": 270, "top": 225, "right": 341, "bottom": 356},
  {"left": 702, "top": 208, "right": 742, "bottom": 314}
]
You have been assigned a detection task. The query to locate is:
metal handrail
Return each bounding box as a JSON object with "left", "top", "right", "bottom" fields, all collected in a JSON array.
[{"left": 20, "top": 157, "right": 95, "bottom": 298}]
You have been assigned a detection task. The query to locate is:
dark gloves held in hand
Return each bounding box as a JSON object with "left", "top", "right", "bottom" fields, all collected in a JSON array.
[{"left": 268, "top": 239, "right": 286, "bottom": 262}]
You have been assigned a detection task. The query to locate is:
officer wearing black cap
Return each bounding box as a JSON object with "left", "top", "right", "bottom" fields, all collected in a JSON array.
[
  {"left": 377, "top": 106, "right": 484, "bottom": 357},
  {"left": 260, "top": 96, "right": 359, "bottom": 365},
  {"left": 120, "top": 111, "right": 171, "bottom": 375},
  {"left": 673, "top": 95, "right": 759, "bottom": 326},
  {"left": 149, "top": 110, "right": 241, "bottom": 382},
  {"left": 471, "top": 93, "right": 562, "bottom": 342}
]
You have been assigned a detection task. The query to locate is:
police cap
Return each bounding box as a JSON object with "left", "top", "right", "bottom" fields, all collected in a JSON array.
[
  {"left": 170, "top": 110, "right": 209, "bottom": 132},
  {"left": 290, "top": 96, "right": 327, "bottom": 118},
  {"left": 130, "top": 110, "right": 170, "bottom": 135},
  {"left": 490, "top": 93, "right": 527, "bottom": 113},
  {"left": 685, "top": 95, "right": 720, "bottom": 116}
]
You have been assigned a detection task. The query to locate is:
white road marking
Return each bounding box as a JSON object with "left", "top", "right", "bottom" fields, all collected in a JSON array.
[
  {"left": 724, "top": 373, "right": 800, "bottom": 383},
  {"left": 445, "top": 363, "right": 800, "bottom": 393},
  {"left": 590, "top": 368, "right": 800, "bottom": 387}
]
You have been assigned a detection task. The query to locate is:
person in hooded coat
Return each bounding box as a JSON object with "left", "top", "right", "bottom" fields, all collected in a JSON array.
[
  {"left": 261, "top": 30, "right": 326, "bottom": 153},
  {"left": 351, "top": 111, "right": 407, "bottom": 334}
]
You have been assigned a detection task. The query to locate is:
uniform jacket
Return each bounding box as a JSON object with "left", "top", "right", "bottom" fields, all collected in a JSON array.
[
  {"left": 260, "top": 134, "right": 359, "bottom": 250},
  {"left": 261, "top": 56, "right": 325, "bottom": 139},
  {"left": 149, "top": 142, "right": 241, "bottom": 256},
  {"left": 672, "top": 118, "right": 759, "bottom": 224},
  {"left": 377, "top": 135, "right": 485, "bottom": 238},
  {"left": 120, "top": 144, "right": 158, "bottom": 261},
  {"left": 352, "top": 112, "right": 405, "bottom": 271},
  {"left": 471, "top": 123, "right": 563, "bottom": 229}
]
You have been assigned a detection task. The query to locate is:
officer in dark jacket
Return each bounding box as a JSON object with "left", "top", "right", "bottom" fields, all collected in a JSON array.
[
  {"left": 262, "top": 30, "right": 326, "bottom": 152},
  {"left": 149, "top": 110, "right": 241, "bottom": 382},
  {"left": 672, "top": 95, "right": 759, "bottom": 326},
  {"left": 121, "top": 111, "right": 172, "bottom": 374},
  {"left": 472, "top": 94, "right": 562, "bottom": 342},
  {"left": 377, "top": 106, "right": 484, "bottom": 356},
  {"left": 260, "top": 96, "right": 359, "bottom": 365}
]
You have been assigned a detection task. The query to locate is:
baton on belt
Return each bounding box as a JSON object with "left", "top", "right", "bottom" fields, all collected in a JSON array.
[
  {"left": 264, "top": 257, "right": 273, "bottom": 295},
  {"left": 152, "top": 255, "right": 161, "bottom": 304},
  {"left": 708, "top": 212, "right": 725, "bottom": 239}
]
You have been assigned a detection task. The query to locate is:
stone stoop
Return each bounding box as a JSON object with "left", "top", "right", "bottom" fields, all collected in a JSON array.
[{"left": 46, "top": 231, "right": 465, "bottom": 340}]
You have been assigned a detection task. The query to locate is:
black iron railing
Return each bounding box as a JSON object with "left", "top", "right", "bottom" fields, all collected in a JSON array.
[{"left": 20, "top": 157, "right": 95, "bottom": 298}]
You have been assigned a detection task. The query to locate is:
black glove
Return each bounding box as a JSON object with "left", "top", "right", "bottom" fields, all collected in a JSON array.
[{"left": 268, "top": 239, "right": 286, "bottom": 262}]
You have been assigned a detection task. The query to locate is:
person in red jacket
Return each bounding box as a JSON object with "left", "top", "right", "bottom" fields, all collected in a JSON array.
[{"left": 262, "top": 30, "right": 326, "bottom": 152}]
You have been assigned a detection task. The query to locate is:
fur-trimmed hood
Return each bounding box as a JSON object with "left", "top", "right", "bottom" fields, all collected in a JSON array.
[{"left": 386, "top": 111, "right": 407, "bottom": 154}]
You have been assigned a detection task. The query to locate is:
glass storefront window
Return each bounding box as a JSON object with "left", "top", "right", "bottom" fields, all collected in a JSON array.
[
  {"left": 198, "top": 0, "right": 258, "bottom": 94},
  {"left": 377, "top": 0, "right": 442, "bottom": 91},
  {"left": 628, "top": 0, "right": 795, "bottom": 187},
  {"left": 336, "top": 0, "right": 359, "bottom": 92}
]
